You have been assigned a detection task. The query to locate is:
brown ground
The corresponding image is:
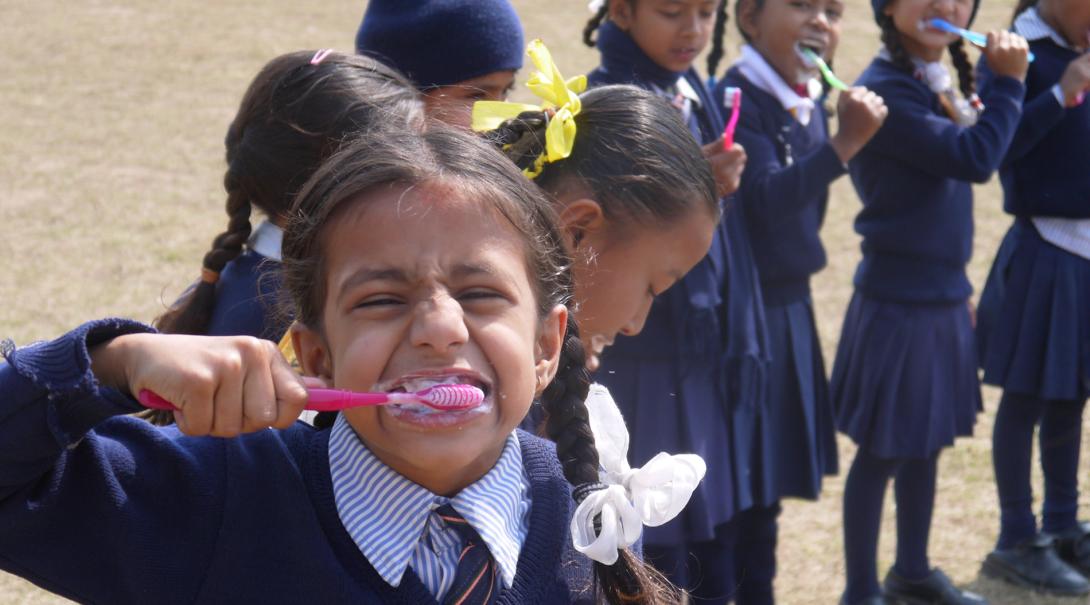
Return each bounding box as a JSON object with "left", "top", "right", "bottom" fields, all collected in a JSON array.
[{"left": 1, "top": 0, "right": 1085, "bottom": 603}]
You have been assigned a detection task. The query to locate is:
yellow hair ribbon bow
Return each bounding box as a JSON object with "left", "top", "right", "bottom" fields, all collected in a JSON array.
[{"left": 472, "top": 39, "right": 587, "bottom": 178}]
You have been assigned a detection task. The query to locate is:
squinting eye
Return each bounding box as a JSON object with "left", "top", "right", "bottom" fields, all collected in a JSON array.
[
  {"left": 459, "top": 289, "right": 504, "bottom": 302},
  {"left": 355, "top": 297, "right": 402, "bottom": 309}
]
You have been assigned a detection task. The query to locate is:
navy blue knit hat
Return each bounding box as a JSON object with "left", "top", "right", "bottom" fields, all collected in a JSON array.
[
  {"left": 355, "top": 0, "right": 525, "bottom": 89},
  {"left": 871, "top": 0, "right": 980, "bottom": 27}
]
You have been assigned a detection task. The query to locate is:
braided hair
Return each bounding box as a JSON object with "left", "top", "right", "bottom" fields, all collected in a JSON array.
[
  {"left": 584, "top": 2, "right": 610, "bottom": 47},
  {"left": 284, "top": 126, "right": 681, "bottom": 603},
  {"left": 706, "top": 0, "right": 732, "bottom": 79},
  {"left": 144, "top": 50, "right": 420, "bottom": 425},
  {"left": 879, "top": 15, "right": 975, "bottom": 98},
  {"left": 484, "top": 85, "right": 718, "bottom": 229}
]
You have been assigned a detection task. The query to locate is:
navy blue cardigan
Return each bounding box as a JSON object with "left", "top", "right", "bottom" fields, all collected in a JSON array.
[
  {"left": 0, "top": 320, "right": 594, "bottom": 604},
  {"left": 980, "top": 38, "right": 1090, "bottom": 218},
  {"left": 849, "top": 58, "right": 1025, "bottom": 303},
  {"left": 717, "top": 66, "right": 847, "bottom": 305}
]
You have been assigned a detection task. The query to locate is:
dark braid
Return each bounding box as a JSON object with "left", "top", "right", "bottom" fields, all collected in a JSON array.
[
  {"left": 541, "top": 317, "right": 681, "bottom": 604},
  {"left": 484, "top": 110, "right": 549, "bottom": 174},
  {"left": 1012, "top": 0, "right": 1037, "bottom": 24},
  {"left": 878, "top": 15, "right": 915, "bottom": 74},
  {"left": 706, "top": 0, "right": 731, "bottom": 80},
  {"left": 947, "top": 38, "right": 977, "bottom": 98},
  {"left": 583, "top": 4, "right": 609, "bottom": 47}
]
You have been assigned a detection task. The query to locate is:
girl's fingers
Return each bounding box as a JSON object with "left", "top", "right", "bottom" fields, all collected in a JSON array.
[
  {"left": 270, "top": 354, "right": 309, "bottom": 429},
  {"left": 241, "top": 357, "right": 278, "bottom": 433},
  {"left": 208, "top": 351, "right": 244, "bottom": 438}
]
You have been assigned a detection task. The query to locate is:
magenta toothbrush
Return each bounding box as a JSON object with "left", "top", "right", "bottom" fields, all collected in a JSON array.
[
  {"left": 138, "top": 383, "right": 485, "bottom": 413},
  {"left": 722, "top": 87, "right": 742, "bottom": 149}
]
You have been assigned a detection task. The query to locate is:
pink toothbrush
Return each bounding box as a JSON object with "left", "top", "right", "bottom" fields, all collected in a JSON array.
[
  {"left": 723, "top": 87, "right": 742, "bottom": 149},
  {"left": 138, "top": 383, "right": 485, "bottom": 413}
]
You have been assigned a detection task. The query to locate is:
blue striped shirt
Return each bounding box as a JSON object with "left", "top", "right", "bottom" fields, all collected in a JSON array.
[{"left": 327, "top": 414, "right": 531, "bottom": 599}]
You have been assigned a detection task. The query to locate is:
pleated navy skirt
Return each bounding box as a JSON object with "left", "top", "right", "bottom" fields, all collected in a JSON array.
[
  {"left": 977, "top": 219, "right": 1090, "bottom": 402},
  {"left": 752, "top": 298, "right": 838, "bottom": 504},
  {"left": 831, "top": 293, "right": 982, "bottom": 459}
]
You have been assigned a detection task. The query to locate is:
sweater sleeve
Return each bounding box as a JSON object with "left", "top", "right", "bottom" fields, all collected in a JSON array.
[
  {"left": 865, "top": 73, "right": 1025, "bottom": 183},
  {"left": 0, "top": 320, "right": 228, "bottom": 604},
  {"left": 977, "top": 60, "right": 1067, "bottom": 166},
  {"left": 735, "top": 105, "right": 846, "bottom": 219}
]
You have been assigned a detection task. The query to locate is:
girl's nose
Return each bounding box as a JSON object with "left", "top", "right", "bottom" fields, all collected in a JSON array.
[
  {"left": 809, "top": 8, "right": 831, "bottom": 30},
  {"left": 621, "top": 298, "right": 654, "bottom": 337},
  {"left": 409, "top": 294, "right": 469, "bottom": 353}
]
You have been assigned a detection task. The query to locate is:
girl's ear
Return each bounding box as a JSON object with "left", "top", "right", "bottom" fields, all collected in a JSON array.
[
  {"left": 557, "top": 198, "right": 607, "bottom": 250},
  {"left": 292, "top": 322, "right": 333, "bottom": 381},
  {"left": 608, "top": 0, "right": 635, "bottom": 30},
  {"left": 738, "top": 0, "right": 761, "bottom": 41},
  {"left": 534, "top": 305, "right": 568, "bottom": 395}
]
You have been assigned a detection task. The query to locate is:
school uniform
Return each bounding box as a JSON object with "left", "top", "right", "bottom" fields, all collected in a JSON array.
[
  {"left": 976, "top": 7, "right": 1090, "bottom": 567},
  {"left": 833, "top": 52, "right": 1023, "bottom": 602},
  {"left": 0, "top": 319, "right": 594, "bottom": 604},
  {"left": 833, "top": 56, "right": 1023, "bottom": 457},
  {"left": 200, "top": 220, "right": 289, "bottom": 341},
  {"left": 586, "top": 20, "right": 770, "bottom": 600}
]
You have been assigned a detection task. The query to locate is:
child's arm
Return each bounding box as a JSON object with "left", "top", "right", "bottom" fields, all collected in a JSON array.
[
  {"left": 0, "top": 320, "right": 308, "bottom": 603},
  {"left": 982, "top": 52, "right": 1090, "bottom": 165},
  {"left": 866, "top": 33, "right": 1029, "bottom": 183},
  {"left": 737, "top": 88, "right": 885, "bottom": 217}
]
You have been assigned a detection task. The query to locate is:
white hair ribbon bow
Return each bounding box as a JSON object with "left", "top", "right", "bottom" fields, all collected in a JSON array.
[{"left": 570, "top": 384, "right": 707, "bottom": 565}]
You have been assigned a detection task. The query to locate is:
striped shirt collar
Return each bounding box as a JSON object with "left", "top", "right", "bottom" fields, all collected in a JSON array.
[
  {"left": 1015, "top": 7, "right": 1079, "bottom": 51},
  {"left": 327, "top": 414, "right": 529, "bottom": 593}
]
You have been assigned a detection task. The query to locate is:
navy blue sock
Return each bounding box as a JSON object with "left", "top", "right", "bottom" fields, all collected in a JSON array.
[
  {"left": 1040, "top": 398, "right": 1087, "bottom": 534},
  {"left": 892, "top": 454, "right": 939, "bottom": 581},
  {"left": 733, "top": 503, "right": 780, "bottom": 605},
  {"left": 843, "top": 448, "right": 901, "bottom": 603},
  {"left": 992, "top": 391, "right": 1045, "bottom": 549}
]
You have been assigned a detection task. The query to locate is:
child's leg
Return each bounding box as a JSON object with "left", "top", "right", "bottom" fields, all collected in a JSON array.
[
  {"left": 732, "top": 502, "right": 781, "bottom": 605},
  {"left": 991, "top": 390, "right": 1045, "bottom": 549},
  {"left": 892, "top": 453, "right": 940, "bottom": 579},
  {"left": 1040, "top": 398, "right": 1087, "bottom": 535},
  {"left": 843, "top": 448, "right": 901, "bottom": 603}
]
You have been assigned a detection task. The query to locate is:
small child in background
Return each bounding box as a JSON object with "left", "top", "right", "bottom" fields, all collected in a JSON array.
[
  {"left": 712, "top": 0, "right": 886, "bottom": 600},
  {"left": 977, "top": 0, "right": 1090, "bottom": 596},
  {"left": 355, "top": 0, "right": 524, "bottom": 127},
  {"left": 581, "top": 1, "right": 768, "bottom": 601},
  {"left": 832, "top": 0, "right": 1028, "bottom": 603},
  {"left": 0, "top": 126, "right": 698, "bottom": 604},
  {"left": 156, "top": 50, "right": 420, "bottom": 342}
]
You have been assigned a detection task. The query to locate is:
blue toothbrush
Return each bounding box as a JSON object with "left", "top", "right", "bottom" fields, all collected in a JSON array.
[{"left": 927, "top": 18, "right": 1035, "bottom": 62}]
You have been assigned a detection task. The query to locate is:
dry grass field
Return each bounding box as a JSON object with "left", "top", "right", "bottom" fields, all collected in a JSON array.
[{"left": 1, "top": 0, "right": 1086, "bottom": 603}]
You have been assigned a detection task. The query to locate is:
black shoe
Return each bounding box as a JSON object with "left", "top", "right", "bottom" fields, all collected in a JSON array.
[
  {"left": 1046, "top": 521, "right": 1090, "bottom": 576},
  {"left": 981, "top": 534, "right": 1090, "bottom": 596},
  {"left": 883, "top": 567, "right": 987, "bottom": 604}
]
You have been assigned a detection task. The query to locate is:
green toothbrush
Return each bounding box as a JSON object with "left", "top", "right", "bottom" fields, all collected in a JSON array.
[{"left": 801, "top": 47, "right": 849, "bottom": 92}]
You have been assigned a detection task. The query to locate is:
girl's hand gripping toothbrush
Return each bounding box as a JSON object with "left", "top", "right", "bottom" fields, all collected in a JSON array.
[
  {"left": 722, "top": 87, "right": 742, "bottom": 149},
  {"left": 799, "top": 47, "right": 850, "bottom": 91},
  {"left": 139, "top": 383, "right": 485, "bottom": 413},
  {"left": 926, "top": 18, "right": 1036, "bottom": 62}
]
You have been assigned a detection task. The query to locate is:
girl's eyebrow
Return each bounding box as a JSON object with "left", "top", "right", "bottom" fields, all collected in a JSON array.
[{"left": 336, "top": 267, "right": 410, "bottom": 300}]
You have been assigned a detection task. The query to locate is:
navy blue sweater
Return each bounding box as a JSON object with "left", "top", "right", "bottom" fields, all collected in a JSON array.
[
  {"left": 717, "top": 67, "right": 846, "bottom": 306},
  {"left": 0, "top": 320, "right": 594, "bottom": 604},
  {"left": 980, "top": 38, "right": 1090, "bottom": 218},
  {"left": 206, "top": 250, "right": 288, "bottom": 341},
  {"left": 850, "top": 58, "right": 1024, "bottom": 303}
]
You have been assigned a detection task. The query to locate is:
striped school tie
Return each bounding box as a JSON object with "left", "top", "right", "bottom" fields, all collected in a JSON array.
[{"left": 435, "top": 503, "right": 500, "bottom": 605}]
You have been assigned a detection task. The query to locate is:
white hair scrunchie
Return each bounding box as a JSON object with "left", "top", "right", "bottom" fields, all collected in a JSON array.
[
  {"left": 570, "top": 384, "right": 707, "bottom": 565},
  {"left": 587, "top": 0, "right": 606, "bottom": 13}
]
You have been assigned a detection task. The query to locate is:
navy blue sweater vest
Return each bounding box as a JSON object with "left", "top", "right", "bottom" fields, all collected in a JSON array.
[
  {"left": 717, "top": 67, "right": 846, "bottom": 305},
  {"left": 849, "top": 58, "right": 1024, "bottom": 303},
  {"left": 0, "top": 320, "right": 594, "bottom": 604},
  {"left": 980, "top": 38, "right": 1090, "bottom": 218}
]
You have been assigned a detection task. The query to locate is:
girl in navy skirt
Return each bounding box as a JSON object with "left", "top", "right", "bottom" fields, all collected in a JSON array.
[
  {"left": 711, "top": 0, "right": 887, "bottom": 601},
  {"left": 978, "top": 0, "right": 1090, "bottom": 596},
  {"left": 832, "top": 0, "right": 1029, "bottom": 603},
  {"left": 581, "top": 1, "right": 766, "bottom": 601}
]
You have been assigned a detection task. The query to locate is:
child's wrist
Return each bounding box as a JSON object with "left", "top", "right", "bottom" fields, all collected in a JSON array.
[{"left": 89, "top": 336, "right": 134, "bottom": 394}]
